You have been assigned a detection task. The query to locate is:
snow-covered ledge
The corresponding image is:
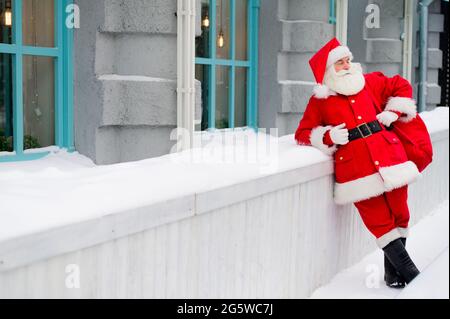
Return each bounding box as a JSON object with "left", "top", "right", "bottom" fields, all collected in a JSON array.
[{"left": 0, "top": 108, "right": 448, "bottom": 298}]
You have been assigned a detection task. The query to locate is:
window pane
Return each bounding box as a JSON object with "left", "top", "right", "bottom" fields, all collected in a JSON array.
[
  {"left": 0, "top": 0, "right": 13, "bottom": 44},
  {"left": 235, "top": 67, "right": 247, "bottom": 127},
  {"left": 23, "top": 55, "right": 54, "bottom": 149},
  {"left": 235, "top": 0, "right": 248, "bottom": 61},
  {"left": 22, "top": 0, "right": 54, "bottom": 47},
  {"left": 195, "top": 63, "right": 210, "bottom": 131},
  {"left": 196, "top": 0, "right": 211, "bottom": 59},
  {"left": 216, "top": 65, "right": 229, "bottom": 129},
  {"left": 0, "top": 53, "right": 13, "bottom": 152},
  {"left": 216, "top": 0, "right": 230, "bottom": 59}
]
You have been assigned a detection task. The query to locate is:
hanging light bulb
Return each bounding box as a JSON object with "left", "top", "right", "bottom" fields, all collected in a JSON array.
[
  {"left": 202, "top": 14, "right": 210, "bottom": 28},
  {"left": 217, "top": 0, "right": 226, "bottom": 48},
  {"left": 218, "top": 30, "right": 225, "bottom": 48},
  {"left": 4, "top": 8, "right": 12, "bottom": 27}
]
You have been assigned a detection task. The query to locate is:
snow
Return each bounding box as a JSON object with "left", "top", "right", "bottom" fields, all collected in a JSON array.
[
  {"left": 310, "top": 200, "right": 449, "bottom": 299},
  {"left": 98, "top": 74, "right": 176, "bottom": 83},
  {"left": 0, "top": 108, "right": 448, "bottom": 247},
  {"left": 397, "top": 249, "right": 449, "bottom": 299},
  {"left": 420, "top": 107, "right": 449, "bottom": 135},
  {"left": 0, "top": 128, "right": 330, "bottom": 242},
  {"left": 278, "top": 80, "right": 316, "bottom": 86}
]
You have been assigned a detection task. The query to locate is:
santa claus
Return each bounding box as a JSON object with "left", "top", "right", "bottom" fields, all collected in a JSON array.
[{"left": 295, "top": 38, "right": 421, "bottom": 288}]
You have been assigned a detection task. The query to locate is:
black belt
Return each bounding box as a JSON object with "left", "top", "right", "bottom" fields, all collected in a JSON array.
[{"left": 348, "top": 120, "right": 383, "bottom": 142}]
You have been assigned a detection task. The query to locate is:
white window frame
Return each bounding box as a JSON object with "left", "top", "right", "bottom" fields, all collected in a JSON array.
[
  {"left": 402, "top": 0, "right": 414, "bottom": 82},
  {"left": 336, "top": 0, "right": 348, "bottom": 45},
  {"left": 177, "top": 0, "right": 197, "bottom": 152}
]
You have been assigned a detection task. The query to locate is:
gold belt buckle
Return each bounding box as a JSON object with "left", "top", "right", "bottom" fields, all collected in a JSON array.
[{"left": 357, "top": 123, "right": 372, "bottom": 138}]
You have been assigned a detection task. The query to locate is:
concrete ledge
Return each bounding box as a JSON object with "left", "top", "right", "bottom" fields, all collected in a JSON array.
[
  {"left": 412, "top": 83, "right": 443, "bottom": 106},
  {"left": 95, "top": 33, "right": 177, "bottom": 79},
  {"left": 428, "top": 14, "right": 444, "bottom": 33},
  {"left": 413, "top": 48, "right": 443, "bottom": 69},
  {"left": 428, "top": 33, "right": 441, "bottom": 49},
  {"left": 279, "top": 80, "right": 315, "bottom": 113},
  {"left": 427, "top": 69, "right": 440, "bottom": 84},
  {"left": 99, "top": 75, "right": 177, "bottom": 127},
  {"left": 428, "top": 49, "right": 443, "bottom": 69},
  {"left": 426, "top": 84, "right": 442, "bottom": 105}
]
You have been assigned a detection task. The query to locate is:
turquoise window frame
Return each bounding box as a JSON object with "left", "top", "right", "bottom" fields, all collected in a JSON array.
[
  {"left": 195, "top": 0, "right": 260, "bottom": 131},
  {"left": 329, "top": 0, "right": 336, "bottom": 24},
  {"left": 0, "top": 0, "right": 74, "bottom": 163}
]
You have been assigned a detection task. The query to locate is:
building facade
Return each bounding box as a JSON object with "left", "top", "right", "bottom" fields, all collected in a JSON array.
[{"left": 0, "top": 0, "right": 448, "bottom": 164}]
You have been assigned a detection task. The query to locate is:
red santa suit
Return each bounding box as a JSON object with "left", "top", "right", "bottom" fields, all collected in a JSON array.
[{"left": 295, "top": 38, "right": 420, "bottom": 248}]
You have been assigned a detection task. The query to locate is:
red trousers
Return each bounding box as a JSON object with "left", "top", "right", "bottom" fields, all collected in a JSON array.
[{"left": 354, "top": 186, "right": 410, "bottom": 248}]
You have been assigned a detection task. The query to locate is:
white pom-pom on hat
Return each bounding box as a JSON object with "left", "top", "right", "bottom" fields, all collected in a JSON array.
[{"left": 313, "top": 84, "right": 334, "bottom": 99}]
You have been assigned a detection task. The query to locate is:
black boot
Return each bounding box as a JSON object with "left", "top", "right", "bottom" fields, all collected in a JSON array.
[
  {"left": 383, "top": 238, "right": 420, "bottom": 285},
  {"left": 384, "top": 238, "right": 407, "bottom": 288}
]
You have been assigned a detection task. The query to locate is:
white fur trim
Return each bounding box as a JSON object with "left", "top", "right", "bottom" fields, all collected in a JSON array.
[
  {"left": 385, "top": 97, "right": 418, "bottom": 123},
  {"left": 377, "top": 228, "right": 403, "bottom": 249},
  {"left": 310, "top": 126, "right": 338, "bottom": 156},
  {"left": 326, "top": 46, "right": 354, "bottom": 68},
  {"left": 335, "top": 173, "right": 386, "bottom": 205},
  {"left": 313, "top": 84, "right": 337, "bottom": 99},
  {"left": 398, "top": 228, "right": 410, "bottom": 239},
  {"left": 334, "top": 161, "right": 421, "bottom": 205},
  {"left": 379, "top": 161, "right": 421, "bottom": 191}
]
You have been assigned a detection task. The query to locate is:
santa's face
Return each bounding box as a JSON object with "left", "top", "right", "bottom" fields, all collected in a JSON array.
[
  {"left": 323, "top": 59, "right": 366, "bottom": 96},
  {"left": 334, "top": 56, "right": 352, "bottom": 73}
]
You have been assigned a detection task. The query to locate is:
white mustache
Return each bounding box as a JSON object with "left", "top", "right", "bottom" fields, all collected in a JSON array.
[
  {"left": 323, "top": 62, "right": 366, "bottom": 96},
  {"left": 334, "top": 63, "right": 363, "bottom": 77},
  {"left": 336, "top": 70, "right": 354, "bottom": 77}
]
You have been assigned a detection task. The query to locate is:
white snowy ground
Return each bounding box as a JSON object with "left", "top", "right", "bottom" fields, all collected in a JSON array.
[{"left": 311, "top": 200, "right": 449, "bottom": 299}]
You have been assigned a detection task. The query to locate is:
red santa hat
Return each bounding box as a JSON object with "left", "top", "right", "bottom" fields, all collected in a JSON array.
[{"left": 309, "top": 37, "right": 354, "bottom": 99}]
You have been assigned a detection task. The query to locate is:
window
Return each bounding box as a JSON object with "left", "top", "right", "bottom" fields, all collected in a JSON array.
[
  {"left": 195, "top": 0, "right": 259, "bottom": 131},
  {"left": 0, "top": 0, "right": 73, "bottom": 162}
]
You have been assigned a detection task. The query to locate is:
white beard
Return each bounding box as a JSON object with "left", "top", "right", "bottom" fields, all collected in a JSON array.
[{"left": 323, "top": 62, "right": 366, "bottom": 96}]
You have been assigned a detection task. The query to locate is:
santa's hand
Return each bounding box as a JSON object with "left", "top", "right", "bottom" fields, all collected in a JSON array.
[
  {"left": 329, "top": 123, "right": 349, "bottom": 145},
  {"left": 376, "top": 111, "right": 399, "bottom": 127}
]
